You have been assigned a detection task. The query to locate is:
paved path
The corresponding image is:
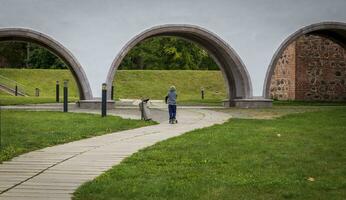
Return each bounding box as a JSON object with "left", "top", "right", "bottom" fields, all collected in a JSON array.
[{"left": 0, "top": 108, "right": 230, "bottom": 199}]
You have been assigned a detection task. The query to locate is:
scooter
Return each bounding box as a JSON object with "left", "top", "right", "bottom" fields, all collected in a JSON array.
[{"left": 169, "top": 118, "right": 178, "bottom": 124}]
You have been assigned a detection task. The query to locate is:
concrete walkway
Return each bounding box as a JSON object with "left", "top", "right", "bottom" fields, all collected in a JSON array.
[{"left": 0, "top": 107, "right": 230, "bottom": 199}]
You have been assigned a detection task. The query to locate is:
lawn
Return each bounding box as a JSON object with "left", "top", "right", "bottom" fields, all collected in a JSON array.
[
  {"left": 0, "top": 110, "right": 155, "bottom": 162},
  {"left": 0, "top": 95, "right": 78, "bottom": 106},
  {"left": 74, "top": 106, "right": 346, "bottom": 200},
  {"left": 0, "top": 68, "right": 79, "bottom": 97},
  {"left": 0, "top": 69, "right": 227, "bottom": 105},
  {"left": 114, "top": 70, "right": 226, "bottom": 101}
]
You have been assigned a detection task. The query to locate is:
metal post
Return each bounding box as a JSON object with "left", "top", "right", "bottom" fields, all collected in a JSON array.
[
  {"left": 140, "top": 101, "right": 144, "bottom": 120},
  {"left": 102, "top": 83, "right": 107, "bottom": 117},
  {"left": 0, "top": 106, "right": 2, "bottom": 149},
  {"left": 111, "top": 86, "right": 114, "bottom": 100},
  {"left": 63, "top": 80, "right": 68, "bottom": 112},
  {"left": 15, "top": 85, "right": 18, "bottom": 96},
  {"left": 56, "top": 81, "right": 60, "bottom": 102},
  {"left": 35, "top": 88, "right": 40, "bottom": 97},
  {"left": 26, "top": 42, "right": 30, "bottom": 68},
  {"left": 201, "top": 87, "right": 204, "bottom": 100}
]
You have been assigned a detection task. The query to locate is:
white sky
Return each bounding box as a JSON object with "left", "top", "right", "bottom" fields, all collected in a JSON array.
[{"left": 1, "top": 0, "right": 346, "bottom": 97}]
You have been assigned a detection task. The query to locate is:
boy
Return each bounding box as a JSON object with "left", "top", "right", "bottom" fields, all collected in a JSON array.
[{"left": 165, "top": 86, "right": 178, "bottom": 124}]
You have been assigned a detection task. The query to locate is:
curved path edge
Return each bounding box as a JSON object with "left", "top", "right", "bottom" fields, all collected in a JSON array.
[{"left": 0, "top": 109, "right": 230, "bottom": 200}]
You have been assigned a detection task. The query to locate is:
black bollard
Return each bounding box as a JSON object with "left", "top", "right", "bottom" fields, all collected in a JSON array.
[
  {"left": 111, "top": 86, "right": 114, "bottom": 100},
  {"left": 56, "top": 81, "right": 60, "bottom": 102},
  {"left": 35, "top": 88, "right": 40, "bottom": 97},
  {"left": 0, "top": 106, "right": 2, "bottom": 149},
  {"left": 101, "top": 83, "right": 107, "bottom": 117},
  {"left": 15, "top": 85, "right": 18, "bottom": 96},
  {"left": 63, "top": 80, "right": 68, "bottom": 112},
  {"left": 201, "top": 87, "right": 205, "bottom": 100}
]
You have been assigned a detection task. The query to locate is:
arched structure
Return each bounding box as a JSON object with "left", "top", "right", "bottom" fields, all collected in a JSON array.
[
  {"left": 263, "top": 22, "right": 346, "bottom": 98},
  {"left": 0, "top": 28, "right": 92, "bottom": 100},
  {"left": 106, "top": 24, "right": 253, "bottom": 103}
]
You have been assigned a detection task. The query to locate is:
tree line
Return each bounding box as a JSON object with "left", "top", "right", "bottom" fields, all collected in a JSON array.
[
  {"left": 119, "top": 36, "right": 219, "bottom": 70},
  {"left": 0, "top": 41, "right": 67, "bottom": 69},
  {"left": 0, "top": 37, "right": 219, "bottom": 70}
]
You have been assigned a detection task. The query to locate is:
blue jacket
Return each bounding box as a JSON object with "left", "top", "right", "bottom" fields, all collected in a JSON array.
[{"left": 165, "top": 91, "right": 177, "bottom": 105}]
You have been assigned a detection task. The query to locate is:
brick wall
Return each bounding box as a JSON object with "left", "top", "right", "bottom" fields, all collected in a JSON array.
[{"left": 270, "top": 35, "right": 346, "bottom": 101}]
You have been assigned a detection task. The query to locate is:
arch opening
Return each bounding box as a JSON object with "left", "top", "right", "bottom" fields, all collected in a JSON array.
[
  {"left": 264, "top": 22, "right": 346, "bottom": 100},
  {"left": 0, "top": 28, "right": 92, "bottom": 100},
  {"left": 106, "top": 25, "right": 252, "bottom": 105}
]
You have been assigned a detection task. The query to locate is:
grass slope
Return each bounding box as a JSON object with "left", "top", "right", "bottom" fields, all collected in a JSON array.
[
  {"left": 74, "top": 107, "right": 346, "bottom": 200},
  {"left": 0, "top": 68, "right": 79, "bottom": 97},
  {"left": 0, "top": 69, "right": 227, "bottom": 105},
  {"left": 114, "top": 70, "right": 226, "bottom": 101},
  {"left": 0, "top": 96, "right": 79, "bottom": 105},
  {"left": 0, "top": 110, "right": 155, "bottom": 162}
]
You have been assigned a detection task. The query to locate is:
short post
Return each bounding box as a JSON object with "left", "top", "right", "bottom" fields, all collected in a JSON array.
[
  {"left": 102, "top": 83, "right": 107, "bottom": 117},
  {"left": 35, "top": 88, "right": 40, "bottom": 97},
  {"left": 56, "top": 81, "right": 60, "bottom": 102},
  {"left": 63, "top": 80, "right": 68, "bottom": 112},
  {"left": 15, "top": 85, "right": 18, "bottom": 96},
  {"left": 201, "top": 87, "right": 205, "bottom": 100},
  {"left": 0, "top": 106, "right": 2, "bottom": 149},
  {"left": 111, "top": 86, "right": 114, "bottom": 100}
]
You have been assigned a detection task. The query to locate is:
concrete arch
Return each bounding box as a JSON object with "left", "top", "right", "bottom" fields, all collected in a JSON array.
[
  {"left": 106, "top": 24, "right": 253, "bottom": 102},
  {"left": 0, "top": 28, "right": 92, "bottom": 100},
  {"left": 263, "top": 22, "right": 346, "bottom": 98}
]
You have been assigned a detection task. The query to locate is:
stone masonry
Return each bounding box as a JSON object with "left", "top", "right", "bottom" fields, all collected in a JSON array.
[
  {"left": 270, "top": 41, "right": 296, "bottom": 100},
  {"left": 270, "top": 35, "right": 346, "bottom": 101}
]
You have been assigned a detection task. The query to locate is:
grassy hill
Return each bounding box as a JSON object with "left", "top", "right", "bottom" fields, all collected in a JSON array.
[
  {"left": 0, "top": 68, "right": 79, "bottom": 97},
  {"left": 114, "top": 70, "right": 226, "bottom": 101},
  {"left": 0, "top": 69, "right": 227, "bottom": 104}
]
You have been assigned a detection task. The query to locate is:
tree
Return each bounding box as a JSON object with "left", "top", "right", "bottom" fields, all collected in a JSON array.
[
  {"left": 119, "top": 36, "right": 219, "bottom": 70},
  {"left": 0, "top": 41, "right": 26, "bottom": 68},
  {"left": 0, "top": 41, "right": 67, "bottom": 69}
]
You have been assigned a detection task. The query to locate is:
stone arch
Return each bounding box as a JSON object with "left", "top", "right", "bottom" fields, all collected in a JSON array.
[
  {"left": 0, "top": 28, "right": 92, "bottom": 100},
  {"left": 106, "top": 24, "right": 252, "bottom": 103},
  {"left": 263, "top": 22, "right": 346, "bottom": 98}
]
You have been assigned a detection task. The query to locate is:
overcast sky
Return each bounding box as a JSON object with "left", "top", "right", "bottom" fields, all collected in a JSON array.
[{"left": 1, "top": 0, "right": 346, "bottom": 97}]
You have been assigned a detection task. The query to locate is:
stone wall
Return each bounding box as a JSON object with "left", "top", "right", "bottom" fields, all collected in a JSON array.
[
  {"left": 295, "top": 35, "right": 346, "bottom": 101},
  {"left": 270, "top": 35, "right": 346, "bottom": 101},
  {"left": 269, "top": 42, "right": 296, "bottom": 100}
]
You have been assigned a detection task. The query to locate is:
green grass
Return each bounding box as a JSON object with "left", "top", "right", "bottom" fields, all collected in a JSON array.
[
  {"left": 178, "top": 99, "right": 223, "bottom": 106},
  {"left": 0, "top": 96, "right": 78, "bottom": 105},
  {"left": 0, "top": 110, "right": 155, "bottom": 162},
  {"left": 74, "top": 107, "right": 346, "bottom": 200},
  {"left": 0, "top": 68, "right": 79, "bottom": 97},
  {"left": 1, "top": 69, "right": 227, "bottom": 105},
  {"left": 273, "top": 100, "right": 346, "bottom": 106},
  {"left": 114, "top": 70, "right": 226, "bottom": 101},
  {"left": 215, "top": 106, "right": 328, "bottom": 119}
]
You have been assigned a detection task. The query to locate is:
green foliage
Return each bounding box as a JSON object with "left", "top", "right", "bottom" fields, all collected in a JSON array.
[
  {"left": 0, "top": 41, "right": 67, "bottom": 69},
  {"left": 1, "top": 37, "right": 218, "bottom": 70},
  {"left": 0, "top": 41, "right": 27, "bottom": 67},
  {"left": 27, "top": 43, "right": 67, "bottom": 69},
  {"left": 0, "top": 110, "right": 155, "bottom": 162},
  {"left": 120, "top": 37, "right": 219, "bottom": 70},
  {"left": 74, "top": 107, "right": 346, "bottom": 200}
]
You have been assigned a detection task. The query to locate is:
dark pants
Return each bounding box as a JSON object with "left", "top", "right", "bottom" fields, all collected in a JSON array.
[{"left": 168, "top": 104, "right": 177, "bottom": 120}]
